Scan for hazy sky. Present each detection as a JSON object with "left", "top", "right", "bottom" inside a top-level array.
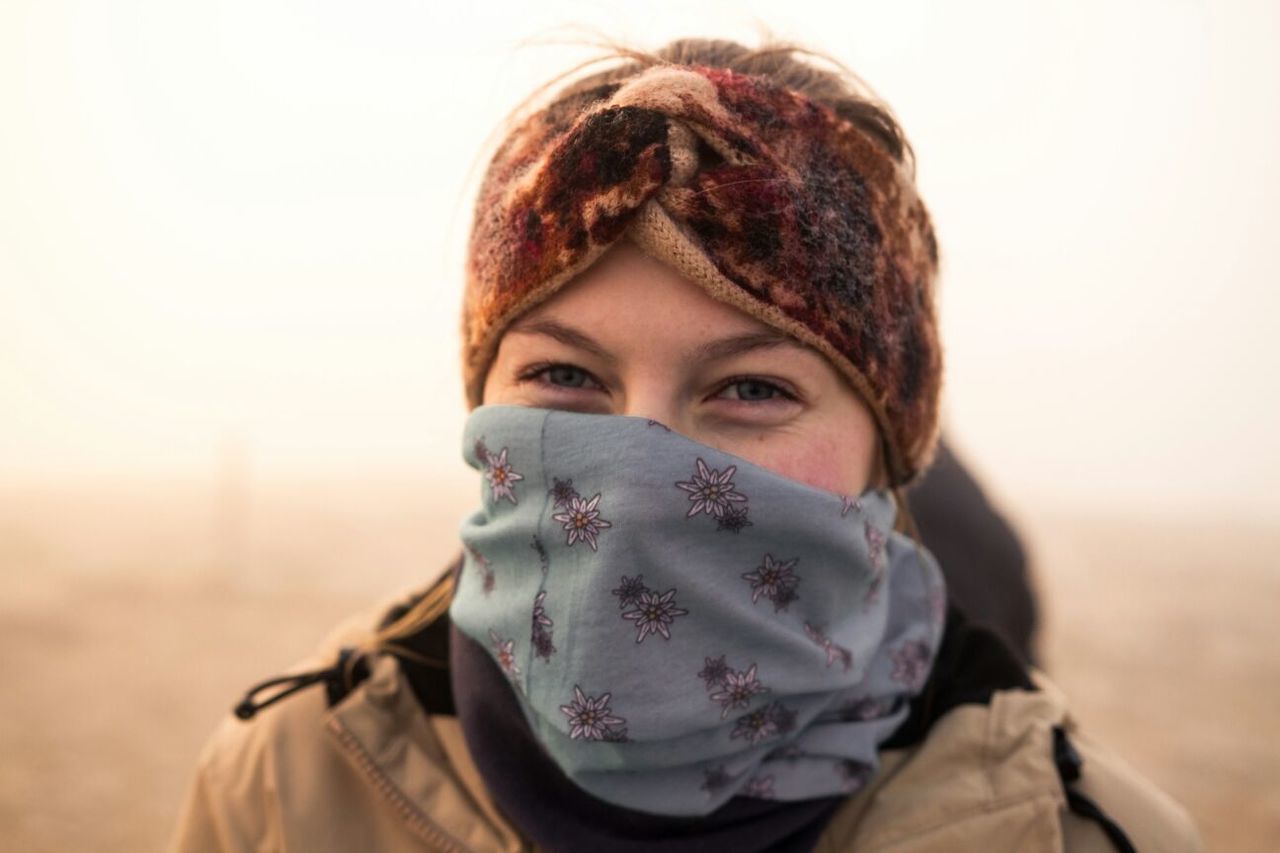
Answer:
[{"left": 2, "top": 0, "right": 1277, "bottom": 522}]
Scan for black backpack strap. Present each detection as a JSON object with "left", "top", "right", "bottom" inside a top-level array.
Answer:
[{"left": 1053, "top": 726, "right": 1137, "bottom": 853}]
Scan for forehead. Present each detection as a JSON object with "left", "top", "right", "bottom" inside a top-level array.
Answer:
[{"left": 515, "top": 239, "right": 791, "bottom": 344}]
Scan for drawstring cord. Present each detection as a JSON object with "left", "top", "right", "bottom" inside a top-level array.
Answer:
[
  {"left": 234, "top": 647, "right": 368, "bottom": 720},
  {"left": 1054, "top": 726, "right": 1137, "bottom": 853}
]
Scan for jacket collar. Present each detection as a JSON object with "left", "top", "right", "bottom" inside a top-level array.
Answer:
[
  {"left": 320, "top": 634, "right": 1080, "bottom": 853},
  {"left": 325, "top": 653, "right": 528, "bottom": 852},
  {"left": 316, "top": 598, "right": 1070, "bottom": 852}
]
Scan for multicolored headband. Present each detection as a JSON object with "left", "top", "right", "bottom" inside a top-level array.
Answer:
[{"left": 462, "top": 63, "right": 942, "bottom": 486}]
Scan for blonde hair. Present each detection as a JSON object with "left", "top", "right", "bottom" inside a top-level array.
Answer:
[{"left": 365, "top": 33, "right": 922, "bottom": 657}]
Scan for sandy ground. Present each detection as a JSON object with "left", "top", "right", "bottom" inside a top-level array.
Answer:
[
  {"left": 1, "top": 481, "right": 1277, "bottom": 851},
  {"left": 1026, "top": 512, "right": 1280, "bottom": 851}
]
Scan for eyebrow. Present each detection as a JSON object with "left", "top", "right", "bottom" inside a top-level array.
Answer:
[
  {"left": 694, "top": 330, "right": 800, "bottom": 362},
  {"left": 506, "top": 318, "right": 803, "bottom": 363},
  {"left": 507, "top": 318, "right": 618, "bottom": 364}
]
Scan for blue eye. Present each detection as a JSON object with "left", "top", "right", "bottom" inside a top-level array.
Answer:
[
  {"left": 710, "top": 374, "right": 801, "bottom": 408},
  {"left": 545, "top": 365, "right": 590, "bottom": 388},
  {"left": 732, "top": 379, "right": 779, "bottom": 401}
]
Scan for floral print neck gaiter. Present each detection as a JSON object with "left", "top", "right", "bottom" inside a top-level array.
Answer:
[{"left": 449, "top": 405, "right": 946, "bottom": 817}]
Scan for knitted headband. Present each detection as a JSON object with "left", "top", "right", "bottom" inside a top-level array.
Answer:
[{"left": 462, "top": 63, "right": 941, "bottom": 486}]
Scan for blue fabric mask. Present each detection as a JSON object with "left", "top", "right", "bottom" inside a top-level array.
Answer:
[{"left": 449, "top": 405, "right": 946, "bottom": 817}]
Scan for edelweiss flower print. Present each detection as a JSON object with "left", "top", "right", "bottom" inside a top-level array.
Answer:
[
  {"left": 531, "top": 590, "right": 556, "bottom": 661},
  {"left": 676, "top": 457, "right": 750, "bottom": 523},
  {"left": 865, "top": 521, "right": 887, "bottom": 573},
  {"left": 468, "top": 547, "right": 495, "bottom": 595},
  {"left": 716, "top": 506, "right": 753, "bottom": 533},
  {"left": 837, "top": 760, "right": 873, "bottom": 794},
  {"left": 803, "top": 622, "right": 854, "bottom": 672},
  {"left": 731, "top": 703, "right": 796, "bottom": 746},
  {"left": 890, "top": 639, "right": 932, "bottom": 689},
  {"left": 450, "top": 405, "right": 947, "bottom": 817},
  {"left": 559, "top": 686, "right": 628, "bottom": 742},
  {"left": 742, "top": 554, "right": 801, "bottom": 612},
  {"left": 489, "top": 629, "right": 522, "bottom": 686},
  {"left": 481, "top": 444, "right": 523, "bottom": 504},
  {"left": 709, "top": 663, "right": 769, "bottom": 718},
  {"left": 701, "top": 765, "right": 732, "bottom": 796},
  {"left": 841, "top": 695, "right": 894, "bottom": 722},
  {"left": 697, "top": 655, "right": 731, "bottom": 689},
  {"left": 741, "top": 775, "right": 776, "bottom": 799},
  {"left": 611, "top": 575, "right": 647, "bottom": 610},
  {"left": 548, "top": 477, "right": 578, "bottom": 508},
  {"left": 551, "top": 493, "right": 612, "bottom": 551},
  {"left": 611, "top": 574, "right": 689, "bottom": 642},
  {"left": 621, "top": 587, "right": 689, "bottom": 643}
]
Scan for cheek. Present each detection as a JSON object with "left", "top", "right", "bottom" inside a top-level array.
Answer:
[{"left": 748, "top": 433, "right": 870, "bottom": 496}]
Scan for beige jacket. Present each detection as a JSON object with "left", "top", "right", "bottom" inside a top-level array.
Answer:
[{"left": 170, "top": 604, "right": 1203, "bottom": 853}]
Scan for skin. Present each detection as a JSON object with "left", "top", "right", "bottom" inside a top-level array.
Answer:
[{"left": 481, "top": 238, "right": 884, "bottom": 496}]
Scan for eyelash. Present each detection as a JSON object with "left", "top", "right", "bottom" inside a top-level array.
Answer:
[
  {"left": 712, "top": 375, "right": 798, "bottom": 404},
  {"left": 517, "top": 362, "right": 601, "bottom": 390},
  {"left": 517, "top": 363, "right": 798, "bottom": 404}
]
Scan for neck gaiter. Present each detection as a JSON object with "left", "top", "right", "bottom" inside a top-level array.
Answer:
[{"left": 449, "top": 405, "right": 946, "bottom": 817}]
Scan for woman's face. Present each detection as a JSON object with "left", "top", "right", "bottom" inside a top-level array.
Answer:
[{"left": 482, "top": 239, "right": 882, "bottom": 495}]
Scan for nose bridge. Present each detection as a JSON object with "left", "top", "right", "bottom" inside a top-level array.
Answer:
[{"left": 618, "top": 366, "right": 685, "bottom": 431}]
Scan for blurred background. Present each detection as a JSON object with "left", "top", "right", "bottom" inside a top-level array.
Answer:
[{"left": 1, "top": 0, "right": 1277, "bottom": 849}]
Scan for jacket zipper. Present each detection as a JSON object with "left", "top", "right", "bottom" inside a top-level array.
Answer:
[{"left": 326, "top": 716, "right": 477, "bottom": 853}]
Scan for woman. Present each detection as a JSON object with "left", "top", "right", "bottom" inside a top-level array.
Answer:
[{"left": 171, "top": 38, "right": 1201, "bottom": 852}]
